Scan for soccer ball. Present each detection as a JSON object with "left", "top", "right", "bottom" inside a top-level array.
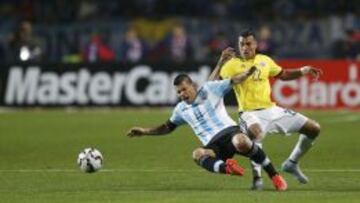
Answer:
[{"left": 77, "top": 148, "right": 103, "bottom": 173}]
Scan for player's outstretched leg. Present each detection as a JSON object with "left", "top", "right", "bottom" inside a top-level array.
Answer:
[
  {"left": 232, "top": 133, "right": 287, "bottom": 191},
  {"left": 282, "top": 120, "right": 321, "bottom": 184},
  {"left": 193, "top": 148, "right": 244, "bottom": 176}
]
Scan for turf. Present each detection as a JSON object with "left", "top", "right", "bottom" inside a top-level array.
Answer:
[{"left": 0, "top": 108, "right": 360, "bottom": 203}]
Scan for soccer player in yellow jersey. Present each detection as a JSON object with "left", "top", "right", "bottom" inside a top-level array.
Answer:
[{"left": 209, "top": 30, "right": 322, "bottom": 190}]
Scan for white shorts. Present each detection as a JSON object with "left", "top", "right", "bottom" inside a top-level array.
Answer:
[{"left": 238, "top": 106, "right": 308, "bottom": 136}]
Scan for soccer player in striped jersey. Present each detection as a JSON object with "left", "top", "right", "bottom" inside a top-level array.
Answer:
[
  {"left": 210, "top": 30, "right": 322, "bottom": 190},
  {"left": 127, "top": 68, "right": 287, "bottom": 191}
]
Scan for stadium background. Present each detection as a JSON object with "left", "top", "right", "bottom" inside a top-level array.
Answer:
[{"left": 0, "top": 1, "right": 359, "bottom": 203}]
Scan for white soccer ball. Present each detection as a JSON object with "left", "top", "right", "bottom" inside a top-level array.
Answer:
[{"left": 77, "top": 148, "right": 103, "bottom": 173}]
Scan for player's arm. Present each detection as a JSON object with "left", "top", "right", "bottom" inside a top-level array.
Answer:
[
  {"left": 207, "top": 66, "right": 256, "bottom": 97},
  {"left": 230, "top": 66, "right": 257, "bottom": 85},
  {"left": 276, "top": 66, "right": 323, "bottom": 81},
  {"left": 127, "top": 120, "right": 177, "bottom": 137},
  {"left": 208, "top": 47, "right": 236, "bottom": 81}
]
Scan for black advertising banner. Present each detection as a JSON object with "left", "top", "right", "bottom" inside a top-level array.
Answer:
[
  {"left": 2, "top": 61, "right": 358, "bottom": 108},
  {"left": 0, "top": 63, "right": 214, "bottom": 106}
]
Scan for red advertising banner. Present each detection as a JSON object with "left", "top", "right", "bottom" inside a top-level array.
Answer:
[{"left": 273, "top": 60, "right": 360, "bottom": 109}]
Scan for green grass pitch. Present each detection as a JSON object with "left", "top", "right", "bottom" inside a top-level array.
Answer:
[{"left": 0, "top": 108, "right": 360, "bottom": 203}]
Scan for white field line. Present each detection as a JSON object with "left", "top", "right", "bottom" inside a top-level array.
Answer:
[{"left": 0, "top": 168, "right": 360, "bottom": 173}]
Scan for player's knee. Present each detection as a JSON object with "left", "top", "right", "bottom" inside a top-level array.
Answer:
[
  {"left": 311, "top": 121, "right": 321, "bottom": 137},
  {"left": 192, "top": 148, "right": 204, "bottom": 162},
  {"left": 232, "top": 134, "right": 252, "bottom": 153},
  {"left": 192, "top": 148, "right": 215, "bottom": 163},
  {"left": 301, "top": 120, "right": 321, "bottom": 139},
  {"left": 248, "top": 124, "right": 264, "bottom": 141}
]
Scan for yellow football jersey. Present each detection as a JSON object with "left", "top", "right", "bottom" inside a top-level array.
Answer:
[{"left": 220, "top": 54, "right": 282, "bottom": 111}]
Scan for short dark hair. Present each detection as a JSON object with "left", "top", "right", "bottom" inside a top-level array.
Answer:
[
  {"left": 240, "top": 29, "right": 256, "bottom": 39},
  {"left": 173, "top": 74, "right": 193, "bottom": 86}
]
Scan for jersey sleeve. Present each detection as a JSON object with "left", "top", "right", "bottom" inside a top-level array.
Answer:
[
  {"left": 267, "top": 56, "right": 282, "bottom": 77},
  {"left": 206, "top": 80, "right": 232, "bottom": 97},
  {"left": 169, "top": 106, "right": 186, "bottom": 126}
]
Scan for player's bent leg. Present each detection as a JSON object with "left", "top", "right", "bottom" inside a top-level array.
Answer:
[
  {"left": 299, "top": 119, "right": 321, "bottom": 139},
  {"left": 192, "top": 148, "right": 244, "bottom": 176},
  {"left": 232, "top": 133, "right": 287, "bottom": 191},
  {"left": 192, "top": 148, "right": 216, "bottom": 162},
  {"left": 282, "top": 119, "right": 321, "bottom": 184},
  {"left": 193, "top": 148, "right": 220, "bottom": 173},
  {"left": 248, "top": 123, "right": 265, "bottom": 141},
  {"left": 231, "top": 133, "right": 253, "bottom": 154}
]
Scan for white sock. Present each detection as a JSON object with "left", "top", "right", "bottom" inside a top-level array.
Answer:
[
  {"left": 213, "top": 160, "right": 224, "bottom": 173},
  {"left": 251, "top": 142, "right": 263, "bottom": 177},
  {"left": 288, "top": 134, "right": 315, "bottom": 163}
]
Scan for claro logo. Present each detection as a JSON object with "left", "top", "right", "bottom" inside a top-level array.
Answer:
[
  {"left": 5, "top": 65, "right": 210, "bottom": 105},
  {"left": 273, "top": 64, "right": 360, "bottom": 107}
]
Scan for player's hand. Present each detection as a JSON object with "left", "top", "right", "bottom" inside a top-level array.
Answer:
[
  {"left": 301, "top": 66, "right": 323, "bottom": 81},
  {"left": 220, "top": 47, "right": 236, "bottom": 62},
  {"left": 127, "top": 127, "right": 147, "bottom": 137}
]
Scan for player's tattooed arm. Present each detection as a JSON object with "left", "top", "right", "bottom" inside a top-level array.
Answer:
[
  {"left": 276, "top": 66, "right": 323, "bottom": 81},
  {"left": 127, "top": 120, "right": 177, "bottom": 137},
  {"left": 208, "top": 47, "right": 236, "bottom": 81},
  {"left": 231, "top": 66, "right": 257, "bottom": 84}
]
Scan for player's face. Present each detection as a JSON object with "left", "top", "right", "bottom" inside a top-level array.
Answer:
[
  {"left": 239, "top": 36, "right": 257, "bottom": 59},
  {"left": 175, "top": 81, "right": 197, "bottom": 104}
]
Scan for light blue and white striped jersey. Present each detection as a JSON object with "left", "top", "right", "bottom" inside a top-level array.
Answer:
[{"left": 169, "top": 79, "right": 237, "bottom": 145}]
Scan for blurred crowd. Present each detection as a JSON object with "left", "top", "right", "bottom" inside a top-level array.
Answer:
[
  {"left": 0, "top": 0, "right": 359, "bottom": 63},
  {"left": 1, "top": 0, "right": 358, "bottom": 23}
]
